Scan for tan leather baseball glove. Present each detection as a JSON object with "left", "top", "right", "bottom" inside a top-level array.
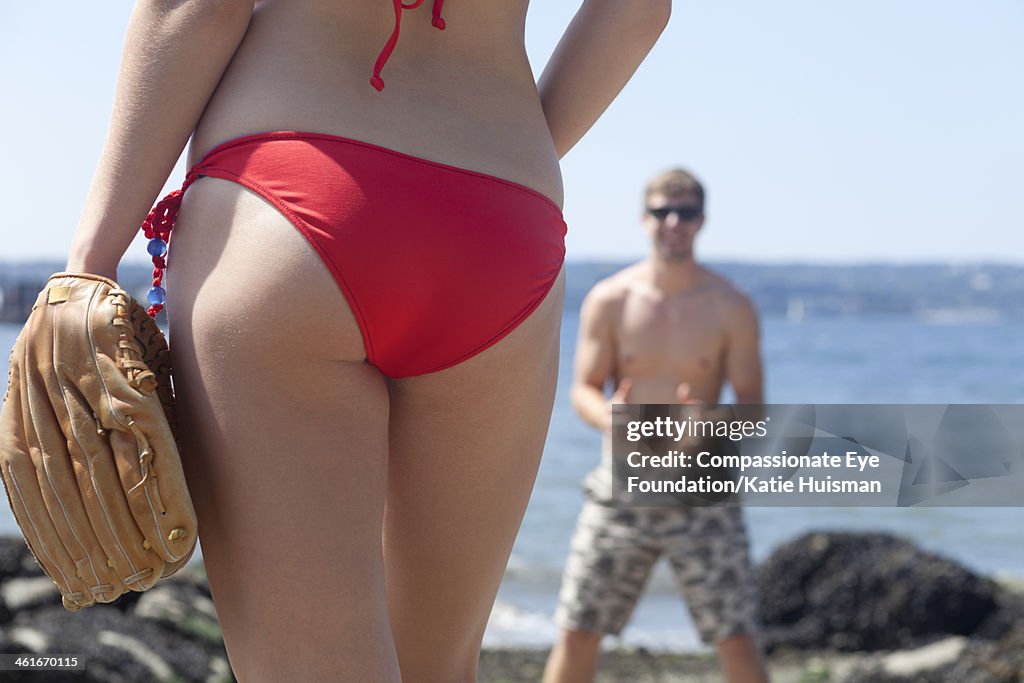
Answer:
[{"left": 0, "top": 273, "right": 197, "bottom": 611}]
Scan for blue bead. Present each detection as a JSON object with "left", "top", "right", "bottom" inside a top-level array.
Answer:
[
  {"left": 147, "top": 238, "right": 168, "bottom": 257},
  {"left": 147, "top": 286, "right": 166, "bottom": 306}
]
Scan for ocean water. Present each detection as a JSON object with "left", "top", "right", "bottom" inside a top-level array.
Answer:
[{"left": 2, "top": 264, "right": 1024, "bottom": 652}]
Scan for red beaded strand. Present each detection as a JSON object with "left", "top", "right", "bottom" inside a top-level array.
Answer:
[{"left": 141, "top": 172, "right": 197, "bottom": 318}]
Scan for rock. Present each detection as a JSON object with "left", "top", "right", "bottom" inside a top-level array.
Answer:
[
  {"left": 845, "top": 627, "right": 1024, "bottom": 683},
  {"left": 943, "top": 624, "right": 1024, "bottom": 683},
  {"left": 0, "top": 625, "right": 93, "bottom": 683},
  {"left": 844, "top": 660, "right": 947, "bottom": 683},
  {"left": 6, "top": 624, "right": 52, "bottom": 653},
  {"left": 759, "top": 532, "right": 1001, "bottom": 652},
  {"left": 0, "top": 537, "right": 42, "bottom": 582},
  {"left": 844, "top": 637, "right": 966, "bottom": 682},
  {"left": 96, "top": 629, "right": 176, "bottom": 681},
  {"left": 0, "top": 539, "right": 58, "bottom": 623},
  {"left": 133, "top": 569, "right": 222, "bottom": 644},
  {"left": 974, "top": 589, "right": 1024, "bottom": 641},
  {"left": 0, "top": 534, "right": 231, "bottom": 680},
  {"left": 880, "top": 637, "right": 966, "bottom": 677},
  {"left": 2, "top": 577, "right": 60, "bottom": 612},
  {"left": 10, "top": 604, "right": 231, "bottom": 683}
]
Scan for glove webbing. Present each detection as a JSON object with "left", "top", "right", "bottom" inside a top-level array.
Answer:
[{"left": 109, "top": 289, "right": 159, "bottom": 394}]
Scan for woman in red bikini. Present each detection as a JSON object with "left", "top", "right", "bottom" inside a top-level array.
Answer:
[{"left": 64, "top": 1, "right": 670, "bottom": 679}]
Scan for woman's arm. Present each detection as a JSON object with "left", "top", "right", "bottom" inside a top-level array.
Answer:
[
  {"left": 65, "top": 0, "right": 255, "bottom": 280},
  {"left": 537, "top": 0, "right": 671, "bottom": 159}
]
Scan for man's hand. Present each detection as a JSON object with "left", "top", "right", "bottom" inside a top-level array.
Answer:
[
  {"left": 676, "top": 382, "right": 701, "bottom": 405},
  {"left": 677, "top": 382, "right": 733, "bottom": 424},
  {"left": 604, "top": 377, "right": 633, "bottom": 434}
]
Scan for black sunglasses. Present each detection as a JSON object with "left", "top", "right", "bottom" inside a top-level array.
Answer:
[{"left": 646, "top": 205, "right": 703, "bottom": 221}]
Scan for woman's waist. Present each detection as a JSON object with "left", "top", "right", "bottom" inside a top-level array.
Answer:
[
  {"left": 191, "top": 118, "right": 563, "bottom": 211},
  {"left": 185, "top": 130, "right": 568, "bottom": 227},
  {"left": 192, "top": 72, "right": 562, "bottom": 207}
]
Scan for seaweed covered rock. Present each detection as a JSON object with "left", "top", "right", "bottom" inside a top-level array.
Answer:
[
  {"left": 942, "top": 623, "right": 1024, "bottom": 683},
  {"left": 758, "top": 531, "right": 1001, "bottom": 652},
  {"left": 7, "top": 603, "right": 230, "bottom": 683},
  {"left": 0, "top": 535, "right": 232, "bottom": 682},
  {"left": 0, "top": 537, "right": 42, "bottom": 581},
  {"left": 133, "top": 565, "right": 223, "bottom": 646}
]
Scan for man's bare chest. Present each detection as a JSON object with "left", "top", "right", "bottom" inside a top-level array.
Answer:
[{"left": 616, "top": 295, "right": 727, "bottom": 377}]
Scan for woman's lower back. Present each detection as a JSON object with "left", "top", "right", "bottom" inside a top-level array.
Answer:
[{"left": 190, "top": 0, "right": 564, "bottom": 207}]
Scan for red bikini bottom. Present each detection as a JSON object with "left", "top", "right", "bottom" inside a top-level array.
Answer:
[{"left": 146, "top": 131, "right": 566, "bottom": 378}]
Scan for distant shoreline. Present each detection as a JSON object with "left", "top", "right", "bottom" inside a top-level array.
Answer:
[{"left": 3, "top": 261, "right": 1024, "bottom": 324}]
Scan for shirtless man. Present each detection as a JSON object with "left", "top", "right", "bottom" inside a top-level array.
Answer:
[{"left": 543, "top": 168, "right": 769, "bottom": 683}]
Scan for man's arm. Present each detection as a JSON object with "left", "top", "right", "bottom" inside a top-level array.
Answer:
[
  {"left": 725, "top": 295, "right": 764, "bottom": 405},
  {"left": 570, "top": 284, "right": 620, "bottom": 432},
  {"left": 537, "top": 0, "right": 672, "bottom": 158}
]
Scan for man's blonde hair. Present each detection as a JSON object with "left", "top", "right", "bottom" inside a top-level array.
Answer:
[{"left": 644, "top": 168, "right": 705, "bottom": 208}]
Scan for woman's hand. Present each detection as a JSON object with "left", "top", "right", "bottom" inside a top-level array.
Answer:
[{"left": 63, "top": 255, "right": 119, "bottom": 283}]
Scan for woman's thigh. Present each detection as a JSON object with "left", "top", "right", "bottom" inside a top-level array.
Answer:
[
  {"left": 383, "top": 267, "right": 566, "bottom": 681},
  {"left": 165, "top": 178, "right": 400, "bottom": 682}
]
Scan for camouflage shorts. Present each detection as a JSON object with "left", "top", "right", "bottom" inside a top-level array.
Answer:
[{"left": 554, "top": 500, "right": 760, "bottom": 643}]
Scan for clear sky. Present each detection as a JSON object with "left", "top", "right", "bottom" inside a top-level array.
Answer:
[{"left": 2, "top": 1, "right": 1021, "bottom": 264}]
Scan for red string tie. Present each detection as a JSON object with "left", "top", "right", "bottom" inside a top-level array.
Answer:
[{"left": 371, "top": 0, "right": 447, "bottom": 91}]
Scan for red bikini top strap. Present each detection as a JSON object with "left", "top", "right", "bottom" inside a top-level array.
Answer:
[
  {"left": 371, "top": 0, "right": 447, "bottom": 92},
  {"left": 432, "top": 0, "right": 446, "bottom": 29}
]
